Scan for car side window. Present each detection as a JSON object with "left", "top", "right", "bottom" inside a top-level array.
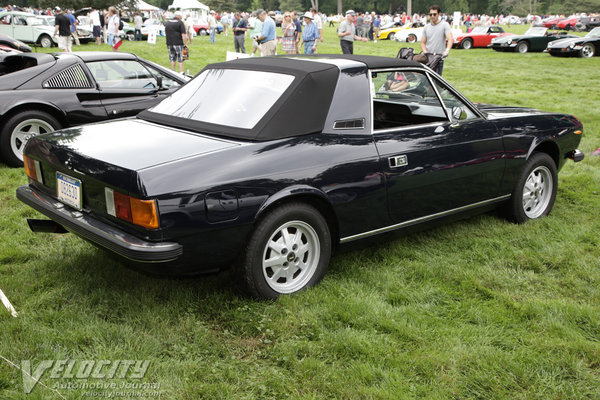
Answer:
[
  {"left": 0, "top": 15, "right": 11, "bottom": 25},
  {"left": 14, "top": 16, "right": 27, "bottom": 25},
  {"left": 371, "top": 70, "right": 447, "bottom": 130},
  {"left": 86, "top": 60, "right": 158, "bottom": 90},
  {"left": 431, "top": 78, "right": 478, "bottom": 121}
]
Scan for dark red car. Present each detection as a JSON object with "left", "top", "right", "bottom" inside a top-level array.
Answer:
[
  {"left": 542, "top": 17, "right": 565, "bottom": 29},
  {"left": 556, "top": 16, "right": 582, "bottom": 30},
  {"left": 453, "top": 26, "right": 514, "bottom": 49}
]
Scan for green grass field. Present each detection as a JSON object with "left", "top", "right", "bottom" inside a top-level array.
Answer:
[{"left": 1, "top": 24, "right": 599, "bottom": 399}]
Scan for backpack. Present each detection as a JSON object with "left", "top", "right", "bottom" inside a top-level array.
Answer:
[
  {"left": 396, "top": 47, "right": 414, "bottom": 60},
  {"left": 118, "top": 18, "right": 124, "bottom": 30}
]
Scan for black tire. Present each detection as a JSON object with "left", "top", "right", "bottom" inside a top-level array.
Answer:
[
  {"left": 516, "top": 41, "right": 529, "bottom": 53},
  {"left": 0, "top": 110, "right": 61, "bottom": 167},
  {"left": 39, "top": 34, "right": 53, "bottom": 48},
  {"left": 504, "top": 153, "right": 558, "bottom": 223},
  {"left": 126, "top": 33, "right": 135, "bottom": 41},
  {"left": 565, "top": 24, "right": 571, "bottom": 31},
  {"left": 461, "top": 38, "right": 473, "bottom": 49},
  {"left": 550, "top": 24, "right": 557, "bottom": 29},
  {"left": 407, "top": 34, "right": 417, "bottom": 43},
  {"left": 388, "top": 32, "right": 395, "bottom": 41},
  {"left": 580, "top": 43, "right": 595, "bottom": 58},
  {"left": 240, "top": 202, "right": 332, "bottom": 299}
]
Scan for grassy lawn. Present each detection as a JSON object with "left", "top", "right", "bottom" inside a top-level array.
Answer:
[{"left": 1, "top": 24, "right": 599, "bottom": 399}]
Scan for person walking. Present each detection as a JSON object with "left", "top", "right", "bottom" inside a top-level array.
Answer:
[
  {"left": 53, "top": 7, "right": 72, "bottom": 52},
  {"left": 66, "top": 9, "right": 80, "bottom": 46},
  {"left": 208, "top": 10, "right": 217, "bottom": 43},
  {"left": 337, "top": 10, "right": 367, "bottom": 54},
  {"left": 421, "top": 5, "right": 453, "bottom": 75},
  {"left": 89, "top": 7, "right": 102, "bottom": 45},
  {"left": 254, "top": 9, "right": 276, "bottom": 56},
  {"left": 292, "top": 11, "right": 302, "bottom": 54},
  {"left": 185, "top": 13, "right": 195, "bottom": 45},
  {"left": 300, "top": 12, "right": 319, "bottom": 54},
  {"left": 165, "top": 11, "right": 187, "bottom": 74},
  {"left": 232, "top": 12, "right": 247, "bottom": 53},
  {"left": 310, "top": 8, "right": 323, "bottom": 47},
  {"left": 134, "top": 12, "right": 143, "bottom": 41},
  {"left": 280, "top": 12, "right": 296, "bottom": 54},
  {"left": 106, "top": 7, "right": 119, "bottom": 51}
]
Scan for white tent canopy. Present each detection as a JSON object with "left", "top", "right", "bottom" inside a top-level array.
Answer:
[
  {"left": 168, "top": 0, "right": 209, "bottom": 11},
  {"left": 137, "top": 0, "right": 160, "bottom": 11}
]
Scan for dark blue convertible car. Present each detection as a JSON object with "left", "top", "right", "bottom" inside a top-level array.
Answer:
[{"left": 17, "top": 55, "right": 584, "bottom": 298}]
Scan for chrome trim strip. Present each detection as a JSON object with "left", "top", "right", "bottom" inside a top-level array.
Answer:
[{"left": 339, "top": 194, "right": 511, "bottom": 243}]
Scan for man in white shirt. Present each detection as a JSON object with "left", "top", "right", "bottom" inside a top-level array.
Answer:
[
  {"left": 89, "top": 7, "right": 101, "bottom": 45},
  {"left": 310, "top": 8, "right": 323, "bottom": 46}
]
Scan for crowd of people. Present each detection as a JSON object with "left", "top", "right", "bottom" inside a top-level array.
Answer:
[{"left": 3, "top": 3, "right": 598, "bottom": 78}]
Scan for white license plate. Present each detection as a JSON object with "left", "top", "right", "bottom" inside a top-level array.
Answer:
[{"left": 57, "top": 172, "right": 82, "bottom": 210}]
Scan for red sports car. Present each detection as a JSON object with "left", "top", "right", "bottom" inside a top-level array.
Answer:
[
  {"left": 556, "top": 16, "right": 582, "bottom": 30},
  {"left": 542, "top": 17, "right": 565, "bottom": 28},
  {"left": 453, "top": 26, "right": 514, "bottom": 49}
]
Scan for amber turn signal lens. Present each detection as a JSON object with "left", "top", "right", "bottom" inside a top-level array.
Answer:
[
  {"left": 130, "top": 198, "right": 159, "bottom": 229},
  {"left": 23, "top": 154, "right": 42, "bottom": 183},
  {"left": 574, "top": 130, "right": 582, "bottom": 135},
  {"left": 23, "top": 154, "right": 36, "bottom": 180}
]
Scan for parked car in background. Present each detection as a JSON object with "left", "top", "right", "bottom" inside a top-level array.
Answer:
[
  {"left": 556, "top": 16, "right": 583, "bottom": 30},
  {"left": 36, "top": 15, "right": 94, "bottom": 44},
  {"left": 574, "top": 16, "right": 600, "bottom": 32},
  {"left": 394, "top": 25, "right": 461, "bottom": 43},
  {"left": 453, "top": 25, "right": 514, "bottom": 49},
  {"left": 547, "top": 27, "right": 600, "bottom": 57},
  {"left": 17, "top": 55, "right": 584, "bottom": 299},
  {"left": 490, "top": 27, "right": 577, "bottom": 53},
  {"left": 540, "top": 16, "right": 565, "bottom": 28},
  {"left": 0, "top": 33, "right": 31, "bottom": 52},
  {"left": 192, "top": 18, "right": 224, "bottom": 36},
  {"left": 377, "top": 21, "right": 423, "bottom": 41},
  {"left": 0, "top": 11, "right": 57, "bottom": 48},
  {"left": 0, "top": 51, "right": 188, "bottom": 167},
  {"left": 123, "top": 18, "right": 165, "bottom": 40}
]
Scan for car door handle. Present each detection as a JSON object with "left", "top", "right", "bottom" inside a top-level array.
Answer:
[{"left": 388, "top": 155, "right": 408, "bottom": 168}]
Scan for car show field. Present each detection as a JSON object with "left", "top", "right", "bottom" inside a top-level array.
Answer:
[{"left": 0, "top": 23, "right": 599, "bottom": 398}]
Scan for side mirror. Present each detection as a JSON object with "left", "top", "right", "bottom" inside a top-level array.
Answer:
[
  {"left": 155, "top": 75, "right": 163, "bottom": 89},
  {"left": 452, "top": 106, "right": 467, "bottom": 121}
]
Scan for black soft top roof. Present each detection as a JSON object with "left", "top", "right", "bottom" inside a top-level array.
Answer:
[{"left": 139, "top": 55, "right": 423, "bottom": 142}]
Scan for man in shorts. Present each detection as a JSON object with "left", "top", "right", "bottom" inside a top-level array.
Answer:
[
  {"left": 53, "top": 7, "right": 72, "bottom": 52},
  {"left": 165, "top": 11, "right": 187, "bottom": 74}
]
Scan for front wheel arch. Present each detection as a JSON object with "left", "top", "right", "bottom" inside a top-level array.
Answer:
[{"left": 529, "top": 141, "right": 560, "bottom": 170}]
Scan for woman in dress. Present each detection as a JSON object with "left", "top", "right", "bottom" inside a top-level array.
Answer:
[{"left": 281, "top": 13, "right": 296, "bottom": 54}]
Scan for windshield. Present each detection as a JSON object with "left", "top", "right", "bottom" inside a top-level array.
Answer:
[
  {"left": 525, "top": 27, "right": 547, "bottom": 36},
  {"left": 471, "top": 26, "right": 487, "bottom": 34},
  {"left": 149, "top": 68, "right": 295, "bottom": 129},
  {"left": 587, "top": 27, "right": 600, "bottom": 37}
]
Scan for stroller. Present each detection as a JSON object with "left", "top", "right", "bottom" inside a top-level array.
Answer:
[{"left": 396, "top": 47, "right": 444, "bottom": 72}]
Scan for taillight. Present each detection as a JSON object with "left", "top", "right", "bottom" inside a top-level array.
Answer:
[
  {"left": 23, "top": 154, "right": 43, "bottom": 184},
  {"left": 105, "top": 188, "right": 159, "bottom": 229}
]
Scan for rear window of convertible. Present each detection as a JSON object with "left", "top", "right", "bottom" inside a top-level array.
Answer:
[{"left": 149, "top": 68, "right": 295, "bottom": 129}]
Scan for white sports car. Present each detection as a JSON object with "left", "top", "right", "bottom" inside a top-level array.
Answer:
[{"left": 393, "top": 26, "right": 462, "bottom": 43}]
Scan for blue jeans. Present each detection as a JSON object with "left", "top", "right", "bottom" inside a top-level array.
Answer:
[
  {"left": 108, "top": 33, "right": 115, "bottom": 46},
  {"left": 210, "top": 28, "right": 216, "bottom": 43},
  {"left": 304, "top": 40, "right": 315, "bottom": 54}
]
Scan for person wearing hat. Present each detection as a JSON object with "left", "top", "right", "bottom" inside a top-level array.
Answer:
[
  {"left": 337, "top": 10, "right": 367, "bottom": 54},
  {"left": 300, "top": 11, "right": 319, "bottom": 54},
  {"left": 53, "top": 7, "right": 72, "bottom": 52},
  {"left": 165, "top": 11, "right": 188, "bottom": 74},
  {"left": 208, "top": 10, "right": 217, "bottom": 43},
  {"left": 254, "top": 9, "right": 276, "bottom": 56}
]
